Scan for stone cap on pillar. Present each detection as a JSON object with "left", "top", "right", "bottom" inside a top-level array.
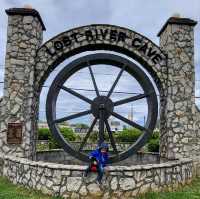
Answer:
[
  {"left": 5, "top": 8, "right": 46, "bottom": 31},
  {"left": 157, "top": 17, "right": 197, "bottom": 36}
]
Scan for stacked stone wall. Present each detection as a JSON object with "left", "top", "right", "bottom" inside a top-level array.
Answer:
[
  {"left": 0, "top": 9, "right": 44, "bottom": 159},
  {"left": 159, "top": 18, "right": 198, "bottom": 159},
  {"left": 36, "top": 150, "right": 161, "bottom": 166},
  {"left": 195, "top": 106, "right": 200, "bottom": 156},
  {"left": 0, "top": 154, "right": 194, "bottom": 198}
]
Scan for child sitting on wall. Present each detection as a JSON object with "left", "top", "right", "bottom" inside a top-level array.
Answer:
[{"left": 84, "top": 142, "right": 109, "bottom": 184}]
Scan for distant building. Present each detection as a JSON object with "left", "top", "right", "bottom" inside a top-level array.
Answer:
[
  {"left": 69, "top": 124, "right": 76, "bottom": 132},
  {"left": 69, "top": 124, "right": 89, "bottom": 133},
  {"left": 109, "top": 120, "right": 123, "bottom": 132},
  {"left": 93, "top": 116, "right": 123, "bottom": 132},
  {"left": 38, "top": 121, "right": 49, "bottom": 128},
  {"left": 74, "top": 127, "right": 89, "bottom": 133},
  {"left": 38, "top": 121, "right": 70, "bottom": 129}
]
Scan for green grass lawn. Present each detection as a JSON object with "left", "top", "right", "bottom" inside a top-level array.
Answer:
[
  {"left": 1, "top": 176, "right": 200, "bottom": 199},
  {"left": 140, "top": 178, "right": 200, "bottom": 199},
  {"left": 0, "top": 177, "right": 63, "bottom": 199}
]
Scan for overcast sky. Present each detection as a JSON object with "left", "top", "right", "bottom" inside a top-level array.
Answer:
[{"left": 0, "top": 0, "right": 199, "bottom": 126}]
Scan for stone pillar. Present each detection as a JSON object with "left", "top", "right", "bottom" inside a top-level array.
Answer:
[
  {"left": 0, "top": 8, "right": 45, "bottom": 159},
  {"left": 158, "top": 17, "right": 198, "bottom": 159}
]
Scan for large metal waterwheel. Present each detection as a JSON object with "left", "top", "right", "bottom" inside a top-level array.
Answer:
[{"left": 46, "top": 53, "right": 158, "bottom": 163}]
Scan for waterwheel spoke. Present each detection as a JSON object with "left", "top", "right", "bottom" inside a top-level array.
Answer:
[
  {"left": 79, "top": 118, "right": 97, "bottom": 151},
  {"left": 54, "top": 110, "right": 91, "bottom": 123},
  {"left": 58, "top": 85, "right": 93, "bottom": 104},
  {"left": 107, "top": 65, "right": 126, "bottom": 98},
  {"left": 114, "top": 93, "right": 148, "bottom": 106},
  {"left": 88, "top": 65, "right": 100, "bottom": 97},
  {"left": 105, "top": 120, "right": 118, "bottom": 154},
  {"left": 109, "top": 110, "right": 148, "bottom": 132},
  {"left": 98, "top": 108, "right": 105, "bottom": 146}
]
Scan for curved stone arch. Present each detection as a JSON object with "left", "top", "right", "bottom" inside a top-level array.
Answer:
[{"left": 35, "top": 24, "right": 167, "bottom": 94}]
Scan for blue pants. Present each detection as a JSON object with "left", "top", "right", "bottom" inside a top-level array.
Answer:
[{"left": 85, "top": 163, "right": 104, "bottom": 182}]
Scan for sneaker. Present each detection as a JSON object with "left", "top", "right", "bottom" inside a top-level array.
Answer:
[
  {"left": 96, "top": 180, "right": 101, "bottom": 185},
  {"left": 82, "top": 171, "right": 87, "bottom": 178}
]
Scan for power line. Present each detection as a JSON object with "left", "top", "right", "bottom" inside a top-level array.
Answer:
[
  {"left": 0, "top": 82, "right": 154, "bottom": 95},
  {"left": 41, "top": 86, "right": 200, "bottom": 98},
  {"left": 0, "top": 82, "right": 200, "bottom": 98},
  {"left": 0, "top": 67, "right": 200, "bottom": 83},
  {"left": 0, "top": 64, "right": 200, "bottom": 79},
  {"left": 42, "top": 85, "right": 145, "bottom": 95},
  {"left": 2, "top": 83, "right": 200, "bottom": 98},
  {"left": 0, "top": 66, "right": 200, "bottom": 80}
]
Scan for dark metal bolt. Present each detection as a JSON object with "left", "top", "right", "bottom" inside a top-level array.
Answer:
[{"left": 99, "top": 103, "right": 105, "bottom": 109}]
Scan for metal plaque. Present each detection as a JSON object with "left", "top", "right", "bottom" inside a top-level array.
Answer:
[{"left": 7, "top": 122, "right": 22, "bottom": 144}]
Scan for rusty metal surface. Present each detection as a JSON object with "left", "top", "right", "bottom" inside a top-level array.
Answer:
[{"left": 7, "top": 123, "right": 22, "bottom": 144}]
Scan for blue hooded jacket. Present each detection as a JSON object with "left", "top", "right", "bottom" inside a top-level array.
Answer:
[{"left": 89, "top": 143, "right": 109, "bottom": 167}]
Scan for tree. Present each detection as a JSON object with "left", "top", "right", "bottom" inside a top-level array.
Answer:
[
  {"left": 38, "top": 127, "right": 78, "bottom": 149},
  {"left": 115, "top": 128, "right": 142, "bottom": 142},
  {"left": 38, "top": 128, "right": 50, "bottom": 140},
  {"left": 75, "top": 123, "right": 89, "bottom": 128}
]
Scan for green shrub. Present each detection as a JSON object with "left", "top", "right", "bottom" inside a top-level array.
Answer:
[
  {"left": 89, "top": 131, "right": 110, "bottom": 142},
  {"left": 148, "top": 138, "right": 159, "bottom": 152},
  {"left": 75, "top": 134, "right": 82, "bottom": 141},
  {"left": 89, "top": 131, "right": 98, "bottom": 142},
  {"left": 76, "top": 123, "right": 89, "bottom": 128},
  {"left": 147, "top": 130, "right": 160, "bottom": 152},
  {"left": 38, "top": 127, "right": 77, "bottom": 149},
  {"left": 60, "top": 127, "right": 76, "bottom": 141},
  {"left": 150, "top": 130, "right": 160, "bottom": 139},
  {"left": 49, "top": 127, "right": 77, "bottom": 149},
  {"left": 115, "top": 128, "right": 142, "bottom": 142},
  {"left": 48, "top": 136, "right": 59, "bottom": 149},
  {"left": 37, "top": 143, "right": 49, "bottom": 151},
  {"left": 38, "top": 128, "right": 50, "bottom": 140}
]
